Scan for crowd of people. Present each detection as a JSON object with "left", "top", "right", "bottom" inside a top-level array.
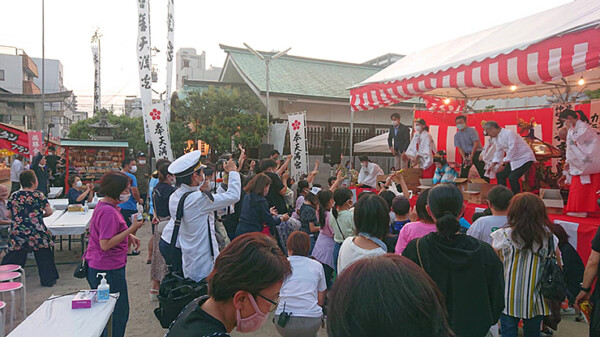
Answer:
[{"left": 1, "top": 108, "right": 599, "bottom": 337}]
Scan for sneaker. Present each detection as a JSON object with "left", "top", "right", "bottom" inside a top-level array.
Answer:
[
  {"left": 561, "top": 307, "right": 577, "bottom": 315},
  {"left": 541, "top": 328, "right": 554, "bottom": 336}
]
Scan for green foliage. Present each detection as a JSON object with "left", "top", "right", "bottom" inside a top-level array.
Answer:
[
  {"left": 585, "top": 89, "right": 600, "bottom": 100},
  {"left": 171, "top": 86, "right": 268, "bottom": 157},
  {"left": 68, "top": 111, "right": 147, "bottom": 155}
]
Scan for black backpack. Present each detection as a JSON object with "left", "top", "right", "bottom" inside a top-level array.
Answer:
[
  {"left": 154, "top": 191, "right": 214, "bottom": 329},
  {"left": 539, "top": 235, "right": 567, "bottom": 302}
]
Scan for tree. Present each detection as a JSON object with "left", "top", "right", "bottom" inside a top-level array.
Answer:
[
  {"left": 170, "top": 86, "right": 268, "bottom": 157},
  {"left": 68, "top": 111, "right": 147, "bottom": 155}
]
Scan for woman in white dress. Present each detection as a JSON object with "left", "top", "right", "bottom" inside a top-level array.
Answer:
[{"left": 405, "top": 119, "right": 437, "bottom": 178}]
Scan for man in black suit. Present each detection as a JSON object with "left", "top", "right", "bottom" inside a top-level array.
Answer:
[{"left": 388, "top": 112, "right": 411, "bottom": 170}]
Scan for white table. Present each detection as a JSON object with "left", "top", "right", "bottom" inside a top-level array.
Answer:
[
  {"left": 48, "top": 187, "right": 64, "bottom": 199},
  {"left": 48, "top": 199, "right": 69, "bottom": 210},
  {"left": 43, "top": 210, "right": 65, "bottom": 227},
  {"left": 8, "top": 293, "right": 118, "bottom": 337},
  {"left": 47, "top": 210, "right": 93, "bottom": 254}
]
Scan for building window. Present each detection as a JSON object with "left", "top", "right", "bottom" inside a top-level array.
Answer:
[
  {"left": 183, "top": 60, "right": 190, "bottom": 68},
  {"left": 0, "top": 69, "right": 4, "bottom": 81}
]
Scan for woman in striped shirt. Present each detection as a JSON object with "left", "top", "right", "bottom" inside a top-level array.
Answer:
[{"left": 491, "top": 193, "right": 562, "bottom": 337}]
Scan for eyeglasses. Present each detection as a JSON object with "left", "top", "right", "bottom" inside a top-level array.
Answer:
[{"left": 255, "top": 293, "right": 280, "bottom": 312}]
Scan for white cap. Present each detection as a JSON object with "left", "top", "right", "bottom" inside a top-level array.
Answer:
[{"left": 168, "top": 150, "right": 207, "bottom": 177}]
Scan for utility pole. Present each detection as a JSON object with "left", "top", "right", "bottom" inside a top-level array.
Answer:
[
  {"left": 243, "top": 43, "right": 291, "bottom": 144},
  {"left": 41, "top": 0, "right": 45, "bottom": 137}
]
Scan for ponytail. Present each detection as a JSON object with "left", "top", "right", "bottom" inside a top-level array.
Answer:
[
  {"left": 332, "top": 188, "right": 353, "bottom": 219},
  {"left": 427, "top": 184, "right": 464, "bottom": 240},
  {"left": 317, "top": 190, "right": 333, "bottom": 228},
  {"left": 576, "top": 110, "right": 590, "bottom": 123},
  {"left": 560, "top": 109, "right": 590, "bottom": 123},
  {"left": 435, "top": 212, "right": 461, "bottom": 239}
]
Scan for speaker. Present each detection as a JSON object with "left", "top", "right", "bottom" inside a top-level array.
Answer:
[
  {"left": 258, "top": 143, "right": 274, "bottom": 159},
  {"left": 324, "top": 140, "right": 342, "bottom": 165}
]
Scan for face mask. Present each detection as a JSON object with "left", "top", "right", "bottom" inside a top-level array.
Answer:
[
  {"left": 139, "top": 160, "right": 146, "bottom": 165},
  {"left": 169, "top": 176, "right": 176, "bottom": 186},
  {"left": 75, "top": 181, "right": 83, "bottom": 188},
  {"left": 236, "top": 295, "right": 269, "bottom": 333},
  {"left": 119, "top": 193, "right": 131, "bottom": 202},
  {"left": 414, "top": 125, "right": 422, "bottom": 132},
  {"left": 130, "top": 165, "right": 138, "bottom": 173},
  {"left": 362, "top": 162, "right": 368, "bottom": 168},
  {"left": 457, "top": 123, "right": 466, "bottom": 130},
  {"left": 392, "top": 121, "right": 399, "bottom": 126}
]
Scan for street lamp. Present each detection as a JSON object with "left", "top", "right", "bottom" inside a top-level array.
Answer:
[{"left": 243, "top": 43, "right": 291, "bottom": 144}]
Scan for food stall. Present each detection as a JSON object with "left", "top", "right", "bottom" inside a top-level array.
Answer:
[{"left": 60, "top": 139, "right": 129, "bottom": 191}]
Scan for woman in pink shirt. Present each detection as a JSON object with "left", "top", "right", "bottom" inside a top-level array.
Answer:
[
  {"left": 395, "top": 189, "right": 437, "bottom": 255},
  {"left": 86, "top": 172, "right": 144, "bottom": 337}
]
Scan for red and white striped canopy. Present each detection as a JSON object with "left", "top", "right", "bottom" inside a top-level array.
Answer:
[{"left": 350, "top": 0, "right": 600, "bottom": 112}]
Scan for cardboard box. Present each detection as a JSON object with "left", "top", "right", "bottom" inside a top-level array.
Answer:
[
  {"left": 461, "top": 178, "right": 494, "bottom": 204},
  {"left": 540, "top": 189, "right": 564, "bottom": 214},
  {"left": 399, "top": 168, "right": 423, "bottom": 194},
  {"left": 418, "top": 178, "right": 434, "bottom": 190}
]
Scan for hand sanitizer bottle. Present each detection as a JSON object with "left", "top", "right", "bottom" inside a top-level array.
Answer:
[
  {"left": 136, "top": 203, "right": 144, "bottom": 221},
  {"left": 96, "top": 273, "right": 110, "bottom": 303}
]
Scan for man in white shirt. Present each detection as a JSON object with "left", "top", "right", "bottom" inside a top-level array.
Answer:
[
  {"left": 10, "top": 154, "right": 24, "bottom": 194},
  {"left": 160, "top": 151, "right": 241, "bottom": 282},
  {"left": 484, "top": 121, "right": 535, "bottom": 194},
  {"left": 467, "top": 185, "right": 513, "bottom": 245},
  {"left": 357, "top": 156, "right": 384, "bottom": 189}
]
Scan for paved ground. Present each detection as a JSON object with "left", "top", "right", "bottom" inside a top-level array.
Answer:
[{"left": 16, "top": 221, "right": 588, "bottom": 336}]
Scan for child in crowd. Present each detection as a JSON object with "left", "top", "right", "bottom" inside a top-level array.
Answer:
[
  {"left": 292, "top": 180, "right": 310, "bottom": 220},
  {"left": 395, "top": 189, "right": 437, "bottom": 254},
  {"left": 312, "top": 190, "right": 336, "bottom": 288},
  {"left": 432, "top": 151, "right": 458, "bottom": 185},
  {"left": 299, "top": 187, "right": 321, "bottom": 254},
  {"left": 467, "top": 185, "right": 513, "bottom": 245},
  {"left": 330, "top": 188, "right": 355, "bottom": 273}
]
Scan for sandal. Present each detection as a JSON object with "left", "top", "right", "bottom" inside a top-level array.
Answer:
[
  {"left": 128, "top": 250, "right": 141, "bottom": 256},
  {"left": 150, "top": 288, "right": 159, "bottom": 302},
  {"left": 146, "top": 259, "right": 151, "bottom": 264}
]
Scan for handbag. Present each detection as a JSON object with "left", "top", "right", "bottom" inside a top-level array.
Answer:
[
  {"left": 73, "top": 257, "right": 88, "bottom": 279},
  {"left": 539, "top": 235, "right": 567, "bottom": 302},
  {"left": 154, "top": 191, "right": 212, "bottom": 329}
]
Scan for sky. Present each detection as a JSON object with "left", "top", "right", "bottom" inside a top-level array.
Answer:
[{"left": 0, "top": 0, "right": 573, "bottom": 114}]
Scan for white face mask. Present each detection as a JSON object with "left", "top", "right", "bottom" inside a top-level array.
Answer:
[
  {"left": 130, "top": 165, "right": 138, "bottom": 173},
  {"left": 139, "top": 160, "right": 146, "bottom": 165},
  {"left": 75, "top": 181, "right": 83, "bottom": 188},
  {"left": 119, "top": 193, "right": 131, "bottom": 202},
  {"left": 414, "top": 125, "right": 422, "bottom": 132}
]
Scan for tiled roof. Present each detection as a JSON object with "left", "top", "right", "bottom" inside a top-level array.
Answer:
[{"left": 220, "top": 45, "right": 382, "bottom": 100}]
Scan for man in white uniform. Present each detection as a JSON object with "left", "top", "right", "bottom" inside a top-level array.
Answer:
[
  {"left": 484, "top": 121, "right": 535, "bottom": 194},
  {"left": 160, "top": 151, "right": 241, "bottom": 282}
]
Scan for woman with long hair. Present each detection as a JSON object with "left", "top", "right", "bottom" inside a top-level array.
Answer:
[
  {"left": 327, "top": 254, "right": 453, "bottom": 337},
  {"left": 168, "top": 233, "right": 292, "bottom": 335},
  {"left": 403, "top": 184, "right": 504, "bottom": 337},
  {"left": 491, "top": 193, "right": 562, "bottom": 337},
  {"left": 560, "top": 109, "right": 600, "bottom": 217},
  {"left": 406, "top": 118, "right": 437, "bottom": 178},
  {"left": 236, "top": 173, "right": 289, "bottom": 237},
  {"left": 311, "top": 190, "right": 336, "bottom": 287}
]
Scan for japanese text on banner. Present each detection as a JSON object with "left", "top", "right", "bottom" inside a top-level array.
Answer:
[
  {"left": 91, "top": 45, "right": 101, "bottom": 114},
  {"left": 287, "top": 113, "right": 309, "bottom": 180},
  {"left": 137, "top": 0, "right": 152, "bottom": 143},
  {"left": 164, "top": 0, "right": 174, "bottom": 122},
  {"left": 147, "top": 103, "right": 174, "bottom": 160}
]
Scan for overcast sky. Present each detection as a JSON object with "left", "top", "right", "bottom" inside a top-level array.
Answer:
[{"left": 1, "top": 0, "right": 571, "bottom": 113}]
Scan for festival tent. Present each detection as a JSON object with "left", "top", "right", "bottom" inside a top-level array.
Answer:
[
  {"left": 353, "top": 132, "right": 390, "bottom": 153},
  {"left": 349, "top": 0, "right": 600, "bottom": 112}
]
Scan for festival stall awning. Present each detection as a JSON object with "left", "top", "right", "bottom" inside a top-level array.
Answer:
[
  {"left": 0, "top": 123, "right": 33, "bottom": 156},
  {"left": 349, "top": 0, "right": 600, "bottom": 112}
]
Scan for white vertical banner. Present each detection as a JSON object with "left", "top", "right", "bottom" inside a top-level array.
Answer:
[
  {"left": 146, "top": 102, "right": 174, "bottom": 160},
  {"left": 270, "top": 122, "right": 288, "bottom": 156},
  {"left": 137, "top": 0, "right": 152, "bottom": 143},
  {"left": 287, "top": 112, "right": 309, "bottom": 180},
  {"left": 91, "top": 45, "right": 101, "bottom": 114},
  {"left": 164, "top": 0, "right": 174, "bottom": 122}
]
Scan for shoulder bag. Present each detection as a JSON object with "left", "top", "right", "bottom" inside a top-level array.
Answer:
[
  {"left": 154, "top": 191, "right": 212, "bottom": 329},
  {"left": 539, "top": 235, "right": 567, "bottom": 302}
]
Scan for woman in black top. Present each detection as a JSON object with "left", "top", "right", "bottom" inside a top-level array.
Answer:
[
  {"left": 403, "top": 184, "right": 504, "bottom": 337},
  {"left": 150, "top": 161, "right": 176, "bottom": 301},
  {"left": 66, "top": 175, "right": 94, "bottom": 205},
  {"left": 236, "top": 174, "right": 289, "bottom": 237},
  {"left": 167, "top": 233, "right": 292, "bottom": 336}
]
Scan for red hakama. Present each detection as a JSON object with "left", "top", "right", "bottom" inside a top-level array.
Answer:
[
  {"left": 422, "top": 165, "right": 436, "bottom": 179},
  {"left": 565, "top": 173, "right": 600, "bottom": 214}
]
